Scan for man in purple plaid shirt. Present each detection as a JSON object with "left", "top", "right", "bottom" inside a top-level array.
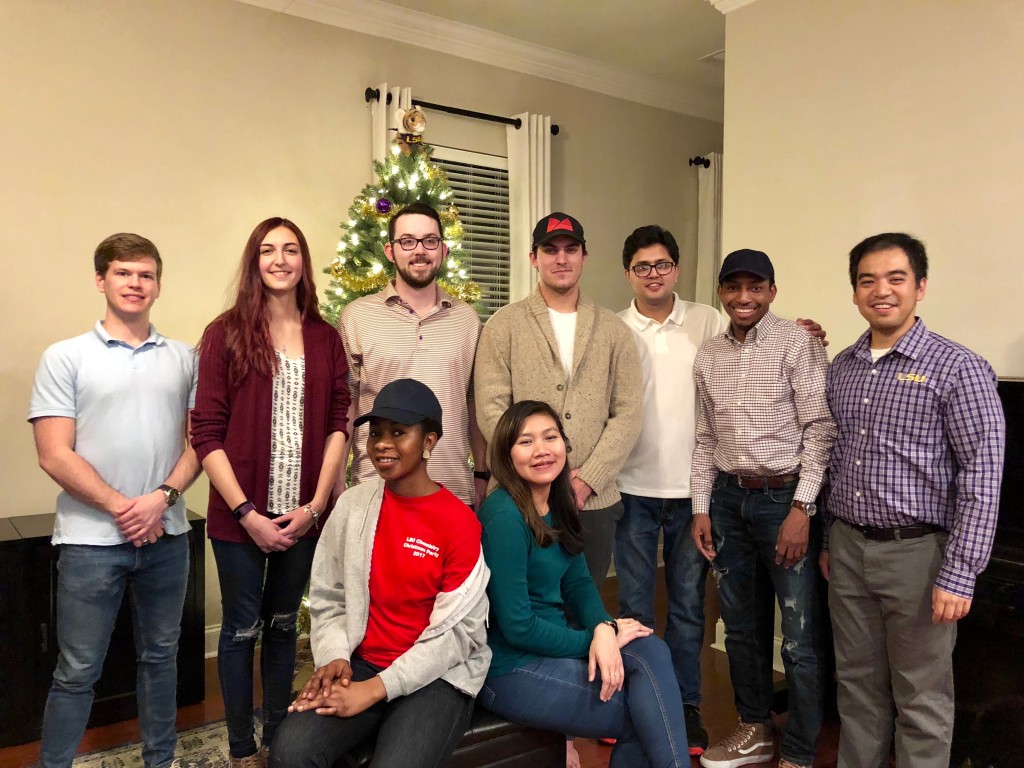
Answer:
[{"left": 822, "top": 232, "right": 1005, "bottom": 768}]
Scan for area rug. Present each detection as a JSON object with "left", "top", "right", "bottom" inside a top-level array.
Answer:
[
  {"left": 71, "top": 644, "right": 314, "bottom": 768},
  {"left": 72, "top": 719, "right": 262, "bottom": 768}
]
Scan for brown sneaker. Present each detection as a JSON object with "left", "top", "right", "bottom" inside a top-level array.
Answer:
[
  {"left": 229, "top": 753, "right": 265, "bottom": 768},
  {"left": 699, "top": 721, "right": 774, "bottom": 768}
]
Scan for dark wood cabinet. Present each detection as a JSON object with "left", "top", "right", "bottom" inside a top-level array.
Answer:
[{"left": 0, "top": 511, "right": 206, "bottom": 748}]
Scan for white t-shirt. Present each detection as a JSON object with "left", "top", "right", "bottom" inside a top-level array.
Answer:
[
  {"left": 617, "top": 295, "right": 727, "bottom": 497},
  {"left": 547, "top": 308, "right": 577, "bottom": 379}
]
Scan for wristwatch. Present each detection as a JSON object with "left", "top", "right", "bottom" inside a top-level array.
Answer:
[
  {"left": 602, "top": 619, "right": 619, "bottom": 635},
  {"left": 473, "top": 470, "right": 491, "bottom": 481},
  {"left": 159, "top": 484, "right": 181, "bottom": 507},
  {"left": 792, "top": 500, "right": 817, "bottom": 518}
]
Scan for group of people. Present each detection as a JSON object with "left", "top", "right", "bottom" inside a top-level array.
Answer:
[{"left": 28, "top": 201, "right": 1005, "bottom": 768}]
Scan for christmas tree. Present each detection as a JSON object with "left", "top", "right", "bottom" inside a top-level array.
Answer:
[{"left": 320, "top": 108, "right": 481, "bottom": 325}]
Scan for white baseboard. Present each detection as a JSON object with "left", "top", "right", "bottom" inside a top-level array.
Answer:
[
  {"left": 712, "top": 618, "right": 784, "bottom": 674},
  {"left": 205, "top": 624, "right": 220, "bottom": 659}
]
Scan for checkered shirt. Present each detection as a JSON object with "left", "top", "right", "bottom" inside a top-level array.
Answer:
[
  {"left": 824, "top": 318, "right": 1005, "bottom": 598},
  {"left": 691, "top": 311, "right": 836, "bottom": 517}
]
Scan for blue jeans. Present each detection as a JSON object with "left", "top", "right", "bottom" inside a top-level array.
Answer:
[
  {"left": 39, "top": 535, "right": 189, "bottom": 768},
  {"left": 269, "top": 656, "right": 473, "bottom": 768},
  {"left": 480, "top": 635, "right": 688, "bottom": 768},
  {"left": 212, "top": 537, "right": 317, "bottom": 758},
  {"left": 615, "top": 493, "right": 707, "bottom": 705},
  {"left": 710, "top": 474, "right": 825, "bottom": 766}
]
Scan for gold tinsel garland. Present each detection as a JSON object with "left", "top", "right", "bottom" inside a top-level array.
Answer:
[
  {"left": 333, "top": 265, "right": 390, "bottom": 294},
  {"left": 438, "top": 278, "right": 482, "bottom": 304}
]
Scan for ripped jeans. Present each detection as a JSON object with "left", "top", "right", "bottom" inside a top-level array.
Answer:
[
  {"left": 212, "top": 537, "right": 317, "bottom": 758},
  {"left": 709, "top": 473, "right": 825, "bottom": 766}
]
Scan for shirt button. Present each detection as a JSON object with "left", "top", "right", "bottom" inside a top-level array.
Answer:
[
  {"left": 565, "top": 412, "right": 572, "bottom": 420},
  {"left": 859, "top": 428, "right": 866, "bottom": 435},
  {"left": 736, "top": 401, "right": 741, "bottom": 406},
  {"left": 419, "top": 335, "right": 423, "bottom": 340},
  {"left": 855, "top": 491, "right": 861, "bottom": 498},
  {"left": 863, "top": 398, "right": 870, "bottom": 404},
  {"left": 871, "top": 369, "right": 878, "bottom": 376},
  {"left": 855, "top": 460, "right": 862, "bottom": 466},
  {"left": 556, "top": 384, "right": 564, "bottom": 391},
  {"left": 741, "top": 373, "right": 747, "bottom": 378}
]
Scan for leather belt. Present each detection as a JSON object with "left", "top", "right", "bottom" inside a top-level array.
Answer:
[
  {"left": 846, "top": 521, "right": 944, "bottom": 542},
  {"left": 727, "top": 473, "right": 800, "bottom": 490}
]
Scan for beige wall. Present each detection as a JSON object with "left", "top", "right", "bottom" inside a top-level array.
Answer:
[
  {"left": 1, "top": 0, "right": 722, "bottom": 630},
  {"left": 721, "top": 0, "right": 1024, "bottom": 375}
]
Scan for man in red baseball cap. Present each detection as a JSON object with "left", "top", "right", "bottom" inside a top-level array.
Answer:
[{"left": 475, "top": 212, "right": 642, "bottom": 590}]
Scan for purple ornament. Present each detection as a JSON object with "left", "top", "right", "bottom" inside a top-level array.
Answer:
[{"left": 376, "top": 198, "right": 392, "bottom": 215}]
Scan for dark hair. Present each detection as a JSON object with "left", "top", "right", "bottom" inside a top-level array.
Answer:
[
  {"left": 388, "top": 202, "right": 443, "bottom": 242},
  {"left": 94, "top": 233, "right": 162, "bottom": 280},
  {"left": 621, "top": 225, "right": 680, "bottom": 270},
  {"left": 848, "top": 233, "right": 928, "bottom": 288},
  {"left": 422, "top": 418, "right": 443, "bottom": 439},
  {"left": 199, "top": 218, "right": 320, "bottom": 386},
  {"left": 488, "top": 401, "right": 584, "bottom": 554}
]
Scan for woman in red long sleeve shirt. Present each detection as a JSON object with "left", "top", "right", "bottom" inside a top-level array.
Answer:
[{"left": 191, "top": 217, "right": 350, "bottom": 767}]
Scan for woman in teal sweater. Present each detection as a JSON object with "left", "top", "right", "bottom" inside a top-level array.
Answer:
[{"left": 477, "top": 400, "right": 690, "bottom": 768}]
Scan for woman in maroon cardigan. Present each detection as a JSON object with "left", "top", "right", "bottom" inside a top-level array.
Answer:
[{"left": 191, "top": 217, "right": 350, "bottom": 767}]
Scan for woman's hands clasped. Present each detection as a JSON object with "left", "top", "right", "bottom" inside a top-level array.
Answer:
[
  {"left": 288, "top": 658, "right": 387, "bottom": 718},
  {"left": 588, "top": 618, "right": 653, "bottom": 702},
  {"left": 241, "top": 505, "right": 317, "bottom": 553}
]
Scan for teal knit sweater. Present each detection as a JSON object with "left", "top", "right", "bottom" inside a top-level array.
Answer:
[{"left": 478, "top": 488, "right": 612, "bottom": 677}]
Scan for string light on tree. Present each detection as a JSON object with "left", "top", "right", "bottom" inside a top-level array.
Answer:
[{"left": 320, "top": 105, "right": 481, "bottom": 324}]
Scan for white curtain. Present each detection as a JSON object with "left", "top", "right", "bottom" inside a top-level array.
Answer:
[
  {"left": 370, "top": 83, "right": 412, "bottom": 175},
  {"left": 695, "top": 152, "right": 723, "bottom": 308},
  {"left": 506, "top": 113, "right": 551, "bottom": 301}
]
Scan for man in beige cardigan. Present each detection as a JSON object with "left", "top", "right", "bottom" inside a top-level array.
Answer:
[{"left": 474, "top": 212, "right": 642, "bottom": 586}]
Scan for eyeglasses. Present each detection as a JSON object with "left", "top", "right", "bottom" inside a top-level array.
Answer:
[
  {"left": 392, "top": 235, "right": 442, "bottom": 251},
  {"left": 630, "top": 261, "right": 676, "bottom": 278}
]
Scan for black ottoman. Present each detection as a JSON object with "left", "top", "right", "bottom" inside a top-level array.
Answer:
[{"left": 338, "top": 706, "right": 563, "bottom": 768}]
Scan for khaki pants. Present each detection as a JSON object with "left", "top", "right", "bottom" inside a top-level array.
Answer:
[{"left": 828, "top": 520, "right": 957, "bottom": 768}]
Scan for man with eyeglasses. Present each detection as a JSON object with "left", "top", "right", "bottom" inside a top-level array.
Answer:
[
  {"left": 614, "top": 225, "right": 727, "bottom": 755},
  {"left": 338, "top": 202, "right": 487, "bottom": 507},
  {"left": 475, "top": 212, "right": 642, "bottom": 588}
]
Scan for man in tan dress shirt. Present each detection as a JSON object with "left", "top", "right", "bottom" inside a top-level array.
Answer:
[{"left": 338, "top": 202, "right": 487, "bottom": 506}]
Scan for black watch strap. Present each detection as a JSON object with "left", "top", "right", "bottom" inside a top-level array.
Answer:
[{"left": 473, "top": 470, "right": 491, "bottom": 481}]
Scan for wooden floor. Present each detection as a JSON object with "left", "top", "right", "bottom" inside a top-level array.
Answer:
[{"left": 1, "top": 573, "right": 838, "bottom": 768}]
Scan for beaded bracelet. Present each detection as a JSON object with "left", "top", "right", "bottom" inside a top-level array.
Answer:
[{"left": 304, "top": 503, "right": 320, "bottom": 530}]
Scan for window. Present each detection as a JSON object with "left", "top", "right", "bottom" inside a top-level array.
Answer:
[{"left": 432, "top": 147, "right": 510, "bottom": 320}]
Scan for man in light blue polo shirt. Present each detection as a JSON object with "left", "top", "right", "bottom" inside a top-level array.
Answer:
[{"left": 29, "top": 233, "right": 199, "bottom": 768}]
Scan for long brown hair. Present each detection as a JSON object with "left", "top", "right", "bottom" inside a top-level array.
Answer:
[
  {"left": 489, "top": 401, "right": 583, "bottom": 554},
  {"left": 199, "top": 217, "right": 321, "bottom": 385}
]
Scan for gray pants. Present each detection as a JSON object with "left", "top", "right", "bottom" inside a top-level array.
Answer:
[
  {"left": 580, "top": 501, "right": 624, "bottom": 587},
  {"left": 829, "top": 520, "right": 957, "bottom": 768}
]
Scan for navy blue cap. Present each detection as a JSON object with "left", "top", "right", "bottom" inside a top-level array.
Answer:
[
  {"left": 719, "top": 249, "right": 775, "bottom": 283},
  {"left": 353, "top": 378, "right": 443, "bottom": 437}
]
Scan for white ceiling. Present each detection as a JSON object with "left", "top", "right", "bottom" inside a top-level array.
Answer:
[
  {"left": 380, "top": 0, "right": 726, "bottom": 91},
  {"left": 239, "top": 0, "right": 727, "bottom": 120}
]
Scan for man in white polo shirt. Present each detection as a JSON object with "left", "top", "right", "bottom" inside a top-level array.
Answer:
[
  {"left": 29, "top": 233, "right": 199, "bottom": 768},
  {"left": 616, "top": 225, "right": 725, "bottom": 756},
  {"left": 617, "top": 226, "right": 828, "bottom": 758}
]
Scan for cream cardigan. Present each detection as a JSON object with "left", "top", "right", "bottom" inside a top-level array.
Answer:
[{"left": 474, "top": 287, "right": 642, "bottom": 510}]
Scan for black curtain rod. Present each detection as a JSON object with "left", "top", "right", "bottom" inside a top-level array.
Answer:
[
  {"left": 364, "top": 87, "right": 560, "bottom": 135},
  {"left": 689, "top": 156, "right": 711, "bottom": 168}
]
